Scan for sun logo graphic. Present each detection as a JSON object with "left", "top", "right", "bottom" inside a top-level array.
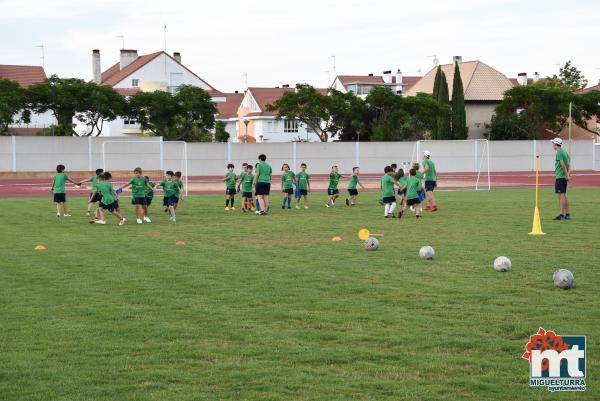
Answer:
[{"left": 522, "top": 327, "right": 586, "bottom": 392}]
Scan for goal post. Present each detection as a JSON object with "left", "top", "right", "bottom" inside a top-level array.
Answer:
[
  {"left": 410, "top": 139, "right": 491, "bottom": 190},
  {"left": 101, "top": 140, "right": 188, "bottom": 195}
]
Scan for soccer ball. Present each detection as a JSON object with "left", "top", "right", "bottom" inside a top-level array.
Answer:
[
  {"left": 419, "top": 246, "right": 435, "bottom": 260},
  {"left": 493, "top": 256, "right": 512, "bottom": 272},
  {"left": 364, "top": 237, "right": 379, "bottom": 251},
  {"left": 553, "top": 269, "right": 574, "bottom": 289}
]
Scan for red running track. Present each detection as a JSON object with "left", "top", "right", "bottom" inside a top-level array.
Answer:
[{"left": 0, "top": 171, "right": 599, "bottom": 198}]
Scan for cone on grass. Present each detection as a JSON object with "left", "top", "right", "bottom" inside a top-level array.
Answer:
[
  {"left": 529, "top": 207, "right": 545, "bottom": 235},
  {"left": 331, "top": 236, "right": 342, "bottom": 241},
  {"left": 176, "top": 241, "right": 185, "bottom": 246},
  {"left": 35, "top": 245, "right": 46, "bottom": 251}
]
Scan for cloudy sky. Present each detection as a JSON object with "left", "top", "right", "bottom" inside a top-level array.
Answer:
[{"left": 1, "top": 0, "right": 598, "bottom": 92}]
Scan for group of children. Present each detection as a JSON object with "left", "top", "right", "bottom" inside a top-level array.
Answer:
[{"left": 51, "top": 165, "right": 185, "bottom": 225}]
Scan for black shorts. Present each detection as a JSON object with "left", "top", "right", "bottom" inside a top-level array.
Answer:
[
  {"left": 166, "top": 195, "right": 179, "bottom": 206},
  {"left": 555, "top": 178, "right": 568, "bottom": 194},
  {"left": 163, "top": 197, "right": 168, "bottom": 206},
  {"left": 327, "top": 188, "right": 339, "bottom": 196},
  {"left": 242, "top": 191, "right": 253, "bottom": 198},
  {"left": 226, "top": 188, "right": 237, "bottom": 196},
  {"left": 255, "top": 182, "right": 271, "bottom": 195},
  {"left": 283, "top": 188, "right": 293, "bottom": 195},
  {"left": 100, "top": 201, "right": 119, "bottom": 212},
  {"left": 89, "top": 192, "right": 102, "bottom": 203},
  {"left": 425, "top": 181, "right": 437, "bottom": 192},
  {"left": 146, "top": 197, "right": 153, "bottom": 206},
  {"left": 132, "top": 196, "right": 148, "bottom": 205},
  {"left": 382, "top": 196, "right": 396, "bottom": 204},
  {"left": 348, "top": 188, "right": 358, "bottom": 196},
  {"left": 407, "top": 198, "right": 421, "bottom": 206},
  {"left": 53, "top": 193, "right": 66, "bottom": 203},
  {"left": 297, "top": 189, "right": 308, "bottom": 196}
]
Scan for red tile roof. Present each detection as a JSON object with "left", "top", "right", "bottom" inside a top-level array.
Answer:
[
  {"left": 0, "top": 65, "right": 46, "bottom": 87},
  {"left": 579, "top": 83, "right": 600, "bottom": 94},
  {"left": 247, "top": 87, "right": 296, "bottom": 116},
  {"left": 7, "top": 127, "right": 45, "bottom": 136},
  {"left": 114, "top": 88, "right": 141, "bottom": 96},
  {"left": 216, "top": 92, "right": 244, "bottom": 119}
]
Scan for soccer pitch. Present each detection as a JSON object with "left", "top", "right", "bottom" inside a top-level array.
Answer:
[{"left": 1, "top": 189, "right": 598, "bottom": 401}]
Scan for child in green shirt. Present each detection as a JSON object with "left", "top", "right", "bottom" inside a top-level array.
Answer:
[
  {"left": 144, "top": 175, "right": 156, "bottom": 220},
  {"left": 224, "top": 163, "right": 237, "bottom": 211},
  {"left": 280, "top": 163, "right": 295, "bottom": 209},
  {"left": 295, "top": 163, "right": 310, "bottom": 209},
  {"left": 51, "top": 164, "right": 80, "bottom": 218},
  {"left": 117, "top": 167, "right": 154, "bottom": 224},
  {"left": 346, "top": 166, "right": 366, "bottom": 206},
  {"left": 241, "top": 164, "right": 255, "bottom": 212},
  {"left": 90, "top": 172, "right": 126, "bottom": 225},
  {"left": 79, "top": 168, "right": 104, "bottom": 217},
  {"left": 398, "top": 168, "right": 422, "bottom": 220},
  {"left": 326, "top": 165, "right": 342, "bottom": 208},
  {"left": 156, "top": 171, "right": 179, "bottom": 222},
  {"left": 380, "top": 165, "right": 397, "bottom": 218}
]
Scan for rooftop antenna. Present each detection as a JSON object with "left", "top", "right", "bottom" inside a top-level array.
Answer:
[
  {"left": 163, "top": 24, "right": 168, "bottom": 82},
  {"left": 428, "top": 54, "right": 439, "bottom": 66},
  {"left": 330, "top": 55, "right": 336, "bottom": 77},
  {"left": 35, "top": 44, "right": 45, "bottom": 69},
  {"left": 116, "top": 34, "right": 125, "bottom": 49}
]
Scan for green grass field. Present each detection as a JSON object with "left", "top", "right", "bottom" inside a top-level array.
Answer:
[{"left": 1, "top": 189, "right": 599, "bottom": 401}]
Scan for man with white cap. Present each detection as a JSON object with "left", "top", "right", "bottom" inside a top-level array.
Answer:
[
  {"left": 551, "top": 137, "right": 571, "bottom": 220},
  {"left": 422, "top": 150, "right": 438, "bottom": 212}
]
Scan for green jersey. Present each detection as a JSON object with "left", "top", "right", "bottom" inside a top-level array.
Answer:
[
  {"left": 225, "top": 172, "right": 237, "bottom": 189},
  {"left": 398, "top": 176, "right": 408, "bottom": 189},
  {"left": 406, "top": 176, "right": 421, "bottom": 200},
  {"left": 52, "top": 172, "right": 69, "bottom": 194},
  {"left": 160, "top": 180, "right": 178, "bottom": 197},
  {"left": 423, "top": 159, "right": 437, "bottom": 181},
  {"left": 328, "top": 172, "right": 342, "bottom": 189},
  {"left": 174, "top": 180, "right": 183, "bottom": 195},
  {"left": 129, "top": 176, "right": 149, "bottom": 198},
  {"left": 256, "top": 162, "right": 272, "bottom": 183},
  {"left": 90, "top": 175, "right": 99, "bottom": 192},
  {"left": 281, "top": 171, "right": 295, "bottom": 190},
  {"left": 242, "top": 173, "right": 254, "bottom": 193},
  {"left": 146, "top": 182, "right": 156, "bottom": 198},
  {"left": 555, "top": 148, "right": 570, "bottom": 179},
  {"left": 96, "top": 181, "right": 117, "bottom": 205},
  {"left": 348, "top": 174, "right": 359, "bottom": 190},
  {"left": 415, "top": 171, "right": 423, "bottom": 181},
  {"left": 297, "top": 171, "right": 310, "bottom": 190},
  {"left": 381, "top": 175, "right": 395, "bottom": 198}
]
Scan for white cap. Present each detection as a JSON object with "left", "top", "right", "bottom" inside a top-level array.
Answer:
[
  {"left": 423, "top": 150, "right": 432, "bottom": 158},
  {"left": 551, "top": 137, "right": 563, "bottom": 146}
]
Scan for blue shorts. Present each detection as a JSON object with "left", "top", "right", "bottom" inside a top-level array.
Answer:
[
  {"left": 425, "top": 181, "right": 437, "bottom": 192},
  {"left": 226, "top": 188, "right": 237, "bottom": 196},
  {"left": 418, "top": 191, "right": 426, "bottom": 202},
  {"left": 242, "top": 191, "right": 253, "bottom": 198},
  {"left": 100, "top": 201, "right": 119, "bottom": 212},
  {"left": 555, "top": 178, "right": 568, "bottom": 194},
  {"left": 327, "top": 188, "right": 339, "bottom": 196},
  {"left": 53, "top": 193, "right": 66, "bottom": 203},
  {"left": 132, "top": 196, "right": 147, "bottom": 205},
  {"left": 146, "top": 197, "right": 153, "bottom": 206},
  {"left": 166, "top": 195, "right": 179, "bottom": 206}
]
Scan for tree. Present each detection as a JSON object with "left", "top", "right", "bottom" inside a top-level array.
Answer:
[
  {"left": 431, "top": 66, "right": 442, "bottom": 139},
  {"left": 451, "top": 62, "right": 468, "bottom": 139},
  {"left": 75, "top": 84, "right": 127, "bottom": 136},
  {"left": 558, "top": 60, "right": 588, "bottom": 90},
  {"left": 487, "top": 113, "right": 539, "bottom": 140},
  {"left": 0, "top": 79, "right": 30, "bottom": 135},
  {"left": 214, "top": 120, "right": 230, "bottom": 142},
  {"left": 436, "top": 71, "right": 451, "bottom": 139}
]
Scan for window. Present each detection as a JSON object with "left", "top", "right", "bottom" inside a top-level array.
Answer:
[
  {"left": 284, "top": 119, "right": 298, "bottom": 133},
  {"left": 131, "top": 79, "right": 139, "bottom": 87}
]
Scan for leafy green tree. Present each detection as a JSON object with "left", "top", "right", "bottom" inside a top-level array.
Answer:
[
  {"left": 0, "top": 79, "right": 30, "bottom": 135},
  {"left": 76, "top": 84, "right": 127, "bottom": 136},
  {"left": 436, "top": 71, "right": 451, "bottom": 139},
  {"left": 431, "top": 66, "right": 442, "bottom": 139},
  {"left": 451, "top": 62, "right": 468, "bottom": 139},
  {"left": 327, "top": 89, "right": 370, "bottom": 141},
  {"left": 487, "top": 113, "right": 539, "bottom": 140},
  {"left": 214, "top": 120, "right": 230, "bottom": 142},
  {"left": 558, "top": 60, "right": 588, "bottom": 90}
]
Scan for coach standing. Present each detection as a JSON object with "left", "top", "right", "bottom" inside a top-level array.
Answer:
[
  {"left": 422, "top": 150, "right": 438, "bottom": 212},
  {"left": 552, "top": 138, "right": 571, "bottom": 220},
  {"left": 253, "top": 154, "right": 272, "bottom": 215}
]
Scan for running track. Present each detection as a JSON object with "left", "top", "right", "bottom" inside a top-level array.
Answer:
[{"left": 1, "top": 171, "right": 599, "bottom": 198}]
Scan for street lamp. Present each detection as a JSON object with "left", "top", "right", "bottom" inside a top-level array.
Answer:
[{"left": 243, "top": 119, "right": 250, "bottom": 143}]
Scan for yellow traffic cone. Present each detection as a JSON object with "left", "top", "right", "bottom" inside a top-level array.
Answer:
[{"left": 529, "top": 207, "right": 545, "bottom": 235}]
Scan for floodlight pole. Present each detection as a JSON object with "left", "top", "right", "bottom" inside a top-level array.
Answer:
[{"left": 568, "top": 102, "right": 572, "bottom": 156}]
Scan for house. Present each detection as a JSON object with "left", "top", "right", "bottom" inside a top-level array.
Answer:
[
  {"left": 236, "top": 87, "right": 327, "bottom": 142},
  {"left": 331, "top": 70, "right": 421, "bottom": 98},
  {"left": 215, "top": 92, "right": 244, "bottom": 140},
  {"left": 79, "top": 49, "right": 225, "bottom": 136},
  {"left": 0, "top": 64, "right": 56, "bottom": 135},
  {"left": 406, "top": 57, "right": 514, "bottom": 139},
  {"left": 556, "top": 81, "right": 600, "bottom": 140}
]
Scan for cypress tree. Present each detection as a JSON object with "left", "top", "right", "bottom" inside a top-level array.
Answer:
[
  {"left": 451, "top": 61, "right": 468, "bottom": 139},
  {"left": 436, "top": 71, "right": 451, "bottom": 139},
  {"left": 431, "top": 67, "right": 442, "bottom": 139}
]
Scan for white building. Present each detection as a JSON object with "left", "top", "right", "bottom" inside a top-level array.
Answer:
[
  {"left": 0, "top": 64, "right": 56, "bottom": 135},
  {"left": 78, "top": 49, "right": 226, "bottom": 136},
  {"left": 331, "top": 70, "right": 421, "bottom": 98}
]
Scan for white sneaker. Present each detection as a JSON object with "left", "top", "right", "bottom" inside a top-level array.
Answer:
[
  {"left": 304, "top": 205, "right": 309, "bottom": 209},
  {"left": 63, "top": 214, "right": 71, "bottom": 217},
  {"left": 296, "top": 205, "right": 300, "bottom": 209},
  {"left": 95, "top": 220, "right": 106, "bottom": 225},
  {"left": 325, "top": 204, "right": 330, "bottom": 208},
  {"left": 143, "top": 216, "right": 151, "bottom": 223},
  {"left": 136, "top": 218, "right": 143, "bottom": 224},
  {"left": 119, "top": 218, "right": 126, "bottom": 226}
]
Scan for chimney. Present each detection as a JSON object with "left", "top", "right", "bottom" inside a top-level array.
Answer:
[
  {"left": 173, "top": 52, "right": 181, "bottom": 63},
  {"left": 368, "top": 73, "right": 374, "bottom": 77},
  {"left": 119, "top": 49, "right": 138, "bottom": 70},
  {"left": 382, "top": 70, "right": 392, "bottom": 84},
  {"left": 453, "top": 56, "right": 462, "bottom": 64},
  {"left": 282, "top": 84, "right": 290, "bottom": 88},
  {"left": 533, "top": 72, "right": 540, "bottom": 83},
  {"left": 395, "top": 69, "right": 403, "bottom": 94},
  {"left": 234, "top": 90, "right": 239, "bottom": 94},
  {"left": 92, "top": 49, "right": 101, "bottom": 84},
  {"left": 517, "top": 72, "right": 528, "bottom": 86}
]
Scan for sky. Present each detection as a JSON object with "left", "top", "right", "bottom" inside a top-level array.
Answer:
[{"left": 1, "top": 0, "right": 599, "bottom": 92}]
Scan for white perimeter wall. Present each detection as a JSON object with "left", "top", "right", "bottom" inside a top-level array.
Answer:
[{"left": 1, "top": 137, "right": 598, "bottom": 175}]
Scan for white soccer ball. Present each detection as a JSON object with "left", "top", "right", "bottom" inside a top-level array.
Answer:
[
  {"left": 553, "top": 269, "right": 574, "bottom": 289},
  {"left": 419, "top": 246, "right": 435, "bottom": 260},
  {"left": 364, "top": 237, "right": 379, "bottom": 251},
  {"left": 493, "top": 256, "right": 512, "bottom": 272}
]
